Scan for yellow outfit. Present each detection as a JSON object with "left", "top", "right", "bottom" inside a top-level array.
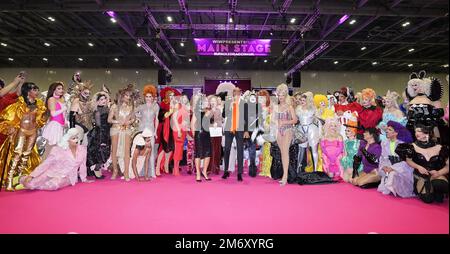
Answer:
[
  {"left": 0, "top": 97, "right": 47, "bottom": 190},
  {"left": 320, "top": 108, "right": 335, "bottom": 120},
  {"left": 304, "top": 146, "right": 324, "bottom": 172}
]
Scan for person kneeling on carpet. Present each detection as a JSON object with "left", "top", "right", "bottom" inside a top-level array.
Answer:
[
  {"left": 350, "top": 128, "right": 382, "bottom": 188},
  {"left": 376, "top": 121, "right": 415, "bottom": 198},
  {"left": 19, "top": 128, "right": 93, "bottom": 191}
]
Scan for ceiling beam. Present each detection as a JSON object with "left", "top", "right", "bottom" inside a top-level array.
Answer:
[
  {"left": 144, "top": 5, "right": 181, "bottom": 63},
  {"left": 0, "top": 3, "right": 447, "bottom": 17}
]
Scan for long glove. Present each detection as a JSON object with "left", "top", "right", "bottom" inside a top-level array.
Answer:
[
  {"left": 352, "top": 155, "right": 362, "bottom": 178},
  {"left": 361, "top": 148, "right": 379, "bottom": 165},
  {"left": 69, "top": 111, "right": 76, "bottom": 128}
]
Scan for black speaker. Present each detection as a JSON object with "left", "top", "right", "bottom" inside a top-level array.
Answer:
[
  {"left": 158, "top": 69, "right": 167, "bottom": 86},
  {"left": 292, "top": 71, "right": 301, "bottom": 87},
  {"left": 286, "top": 75, "right": 292, "bottom": 84}
]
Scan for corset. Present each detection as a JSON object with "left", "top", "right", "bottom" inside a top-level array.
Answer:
[
  {"left": 50, "top": 101, "right": 65, "bottom": 126},
  {"left": 296, "top": 108, "right": 315, "bottom": 126}
]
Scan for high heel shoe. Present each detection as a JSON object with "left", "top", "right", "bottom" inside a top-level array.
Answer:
[
  {"left": 201, "top": 172, "right": 211, "bottom": 181},
  {"left": 196, "top": 177, "right": 202, "bottom": 182}
]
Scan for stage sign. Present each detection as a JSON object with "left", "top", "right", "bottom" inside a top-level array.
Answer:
[{"left": 194, "top": 38, "right": 271, "bottom": 56}]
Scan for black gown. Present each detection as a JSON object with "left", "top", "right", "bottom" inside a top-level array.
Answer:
[
  {"left": 397, "top": 142, "right": 449, "bottom": 203},
  {"left": 87, "top": 106, "right": 111, "bottom": 171}
]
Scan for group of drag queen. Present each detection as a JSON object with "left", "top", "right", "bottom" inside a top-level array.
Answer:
[{"left": 0, "top": 70, "right": 448, "bottom": 204}]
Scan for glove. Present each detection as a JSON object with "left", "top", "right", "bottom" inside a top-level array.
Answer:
[
  {"left": 361, "top": 148, "right": 379, "bottom": 165},
  {"left": 69, "top": 111, "right": 76, "bottom": 128},
  {"left": 352, "top": 155, "right": 362, "bottom": 178}
]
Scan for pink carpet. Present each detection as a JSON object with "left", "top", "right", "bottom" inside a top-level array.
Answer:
[{"left": 0, "top": 170, "right": 448, "bottom": 234}]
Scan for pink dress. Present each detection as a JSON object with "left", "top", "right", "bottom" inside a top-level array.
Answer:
[
  {"left": 20, "top": 145, "right": 87, "bottom": 190},
  {"left": 42, "top": 101, "right": 66, "bottom": 145},
  {"left": 320, "top": 139, "right": 344, "bottom": 175}
]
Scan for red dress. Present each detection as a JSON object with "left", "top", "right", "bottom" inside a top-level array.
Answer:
[
  {"left": 172, "top": 104, "right": 188, "bottom": 161},
  {"left": 358, "top": 106, "right": 383, "bottom": 135}
]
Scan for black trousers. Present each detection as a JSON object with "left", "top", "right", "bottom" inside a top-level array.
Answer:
[{"left": 223, "top": 131, "right": 244, "bottom": 175}]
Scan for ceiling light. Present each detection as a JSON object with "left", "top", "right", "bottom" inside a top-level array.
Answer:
[
  {"left": 229, "top": 17, "right": 233, "bottom": 23},
  {"left": 8, "top": 57, "right": 14, "bottom": 61},
  {"left": 153, "top": 59, "right": 157, "bottom": 63},
  {"left": 180, "top": 42, "right": 184, "bottom": 47},
  {"left": 408, "top": 48, "right": 415, "bottom": 52},
  {"left": 225, "top": 72, "right": 229, "bottom": 75},
  {"left": 48, "top": 16, "right": 55, "bottom": 22},
  {"left": 264, "top": 59, "right": 268, "bottom": 63},
  {"left": 334, "top": 61, "right": 339, "bottom": 64},
  {"left": 110, "top": 18, "right": 117, "bottom": 23},
  {"left": 290, "top": 18, "right": 296, "bottom": 24},
  {"left": 44, "top": 42, "right": 51, "bottom": 47},
  {"left": 137, "top": 43, "right": 141, "bottom": 47},
  {"left": 349, "top": 19, "right": 356, "bottom": 25},
  {"left": 188, "top": 58, "right": 192, "bottom": 62},
  {"left": 402, "top": 21, "right": 410, "bottom": 27},
  {"left": 88, "top": 42, "right": 94, "bottom": 47},
  {"left": 269, "top": 32, "right": 273, "bottom": 36},
  {"left": 167, "top": 16, "right": 173, "bottom": 22},
  {"left": 407, "top": 64, "right": 413, "bottom": 67},
  {"left": 43, "top": 57, "right": 48, "bottom": 61},
  {"left": 372, "top": 61, "right": 378, "bottom": 65},
  {"left": 114, "top": 58, "right": 119, "bottom": 62},
  {"left": 226, "top": 59, "right": 230, "bottom": 63},
  {"left": 1, "top": 43, "right": 7, "bottom": 47},
  {"left": 78, "top": 58, "right": 84, "bottom": 61},
  {"left": 361, "top": 46, "right": 366, "bottom": 51},
  {"left": 442, "top": 64, "right": 449, "bottom": 68}
]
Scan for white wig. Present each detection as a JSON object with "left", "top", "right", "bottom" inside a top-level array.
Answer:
[{"left": 58, "top": 128, "right": 79, "bottom": 149}]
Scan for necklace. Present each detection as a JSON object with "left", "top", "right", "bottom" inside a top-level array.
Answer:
[{"left": 415, "top": 140, "right": 436, "bottom": 149}]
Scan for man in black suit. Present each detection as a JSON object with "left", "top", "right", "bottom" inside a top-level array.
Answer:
[{"left": 222, "top": 87, "right": 249, "bottom": 181}]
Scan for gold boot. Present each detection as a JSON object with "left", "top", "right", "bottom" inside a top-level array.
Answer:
[{"left": 6, "top": 169, "right": 16, "bottom": 191}]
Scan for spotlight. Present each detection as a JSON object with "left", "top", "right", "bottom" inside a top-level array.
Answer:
[
  {"left": 442, "top": 64, "right": 449, "bottom": 68},
  {"left": 333, "top": 61, "right": 339, "bottom": 64},
  {"left": 180, "top": 42, "right": 185, "bottom": 47},
  {"left": 361, "top": 46, "right": 366, "bottom": 51},
  {"left": 114, "top": 58, "right": 119, "bottom": 62},
  {"left": 407, "top": 64, "right": 413, "bottom": 67},
  {"left": 290, "top": 18, "right": 296, "bottom": 24},
  {"left": 0, "top": 43, "right": 7, "bottom": 47},
  {"left": 110, "top": 18, "right": 117, "bottom": 23},
  {"left": 372, "top": 61, "right": 378, "bottom": 65},
  {"left": 264, "top": 59, "right": 268, "bottom": 63},
  {"left": 137, "top": 43, "right": 141, "bottom": 47},
  {"left": 43, "top": 57, "right": 48, "bottom": 61},
  {"left": 188, "top": 58, "right": 192, "bottom": 62},
  {"left": 408, "top": 48, "right": 415, "bottom": 52},
  {"left": 167, "top": 16, "right": 173, "bottom": 22},
  {"left": 349, "top": 19, "right": 356, "bottom": 25},
  {"left": 225, "top": 59, "right": 230, "bottom": 63},
  {"left": 402, "top": 21, "right": 410, "bottom": 27},
  {"left": 229, "top": 17, "right": 233, "bottom": 23},
  {"left": 78, "top": 58, "right": 84, "bottom": 61},
  {"left": 44, "top": 42, "right": 51, "bottom": 47},
  {"left": 48, "top": 16, "right": 56, "bottom": 22},
  {"left": 88, "top": 42, "right": 94, "bottom": 47},
  {"left": 8, "top": 57, "right": 14, "bottom": 61}
]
